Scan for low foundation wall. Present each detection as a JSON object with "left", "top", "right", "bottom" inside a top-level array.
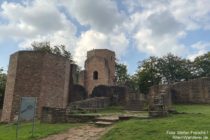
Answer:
[
  {"left": 40, "top": 107, "right": 99, "bottom": 123},
  {"left": 41, "top": 97, "right": 111, "bottom": 123},
  {"left": 149, "top": 77, "right": 210, "bottom": 104},
  {"left": 69, "top": 97, "right": 111, "bottom": 109},
  {"left": 91, "top": 85, "right": 128, "bottom": 106},
  {"left": 41, "top": 107, "right": 66, "bottom": 123},
  {"left": 125, "top": 100, "right": 145, "bottom": 111},
  {"left": 66, "top": 114, "right": 98, "bottom": 123},
  {"left": 171, "top": 78, "right": 210, "bottom": 103}
]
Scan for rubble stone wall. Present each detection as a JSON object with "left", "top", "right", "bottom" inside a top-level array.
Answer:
[
  {"left": 148, "top": 77, "right": 210, "bottom": 104},
  {"left": 41, "top": 107, "right": 97, "bottom": 123},
  {"left": 1, "top": 51, "right": 71, "bottom": 122},
  {"left": 79, "top": 49, "right": 116, "bottom": 95},
  {"left": 69, "top": 97, "right": 111, "bottom": 109},
  {"left": 171, "top": 78, "right": 210, "bottom": 103},
  {"left": 91, "top": 85, "right": 128, "bottom": 106}
]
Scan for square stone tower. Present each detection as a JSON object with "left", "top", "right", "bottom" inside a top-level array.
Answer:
[
  {"left": 79, "top": 49, "right": 116, "bottom": 95},
  {"left": 1, "top": 51, "right": 72, "bottom": 122}
]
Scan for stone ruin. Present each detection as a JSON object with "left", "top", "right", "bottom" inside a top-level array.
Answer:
[
  {"left": 1, "top": 49, "right": 144, "bottom": 123},
  {"left": 125, "top": 92, "right": 146, "bottom": 111},
  {"left": 148, "top": 86, "right": 171, "bottom": 117},
  {"left": 79, "top": 49, "right": 116, "bottom": 95},
  {"left": 1, "top": 51, "right": 75, "bottom": 122},
  {"left": 4, "top": 49, "right": 209, "bottom": 122},
  {"left": 148, "top": 77, "right": 210, "bottom": 117}
]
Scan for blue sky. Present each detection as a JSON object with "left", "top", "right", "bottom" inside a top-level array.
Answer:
[{"left": 0, "top": 0, "right": 210, "bottom": 74}]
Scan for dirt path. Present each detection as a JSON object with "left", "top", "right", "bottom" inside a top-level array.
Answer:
[{"left": 40, "top": 124, "right": 111, "bottom": 140}]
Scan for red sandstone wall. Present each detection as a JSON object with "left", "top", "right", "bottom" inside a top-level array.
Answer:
[
  {"left": 84, "top": 49, "right": 115, "bottom": 95},
  {"left": 85, "top": 57, "right": 109, "bottom": 95},
  {"left": 1, "top": 53, "right": 18, "bottom": 122},
  {"left": 1, "top": 51, "right": 71, "bottom": 122},
  {"left": 171, "top": 78, "right": 210, "bottom": 103},
  {"left": 148, "top": 77, "right": 210, "bottom": 104},
  {"left": 39, "top": 53, "right": 70, "bottom": 112},
  {"left": 87, "top": 49, "right": 115, "bottom": 81},
  {"left": 78, "top": 70, "right": 86, "bottom": 87}
]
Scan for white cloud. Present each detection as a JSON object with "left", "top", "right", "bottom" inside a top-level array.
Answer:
[
  {"left": 187, "top": 41, "right": 210, "bottom": 60},
  {"left": 19, "top": 30, "right": 77, "bottom": 51},
  {"left": 170, "top": 0, "right": 210, "bottom": 30},
  {"left": 62, "top": 0, "right": 125, "bottom": 33},
  {"left": 123, "top": 0, "right": 210, "bottom": 58},
  {"left": 191, "top": 41, "right": 210, "bottom": 50},
  {"left": 0, "top": 0, "right": 128, "bottom": 67},
  {"left": 74, "top": 30, "right": 128, "bottom": 67},
  {"left": 147, "top": 11, "right": 183, "bottom": 36},
  {"left": 0, "top": 0, "right": 76, "bottom": 39},
  {"left": 126, "top": 8, "right": 186, "bottom": 57},
  {"left": 134, "top": 28, "right": 186, "bottom": 56},
  {"left": 0, "top": 0, "right": 78, "bottom": 56},
  {"left": 128, "top": 0, "right": 210, "bottom": 31},
  {"left": 0, "top": 0, "right": 209, "bottom": 70}
]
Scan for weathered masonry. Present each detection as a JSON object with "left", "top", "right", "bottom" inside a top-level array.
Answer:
[
  {"left": 1, "top": 49, "right": 116, "bottom": 122},
  {"left": 1, "top": 51, "right": 77, "bottom": 122},
  {"left": 79, "top": 49, "right": 116, "bottom": 95},
  {"left": 149, "top": 77, "right": 210, "bottom": 104}
]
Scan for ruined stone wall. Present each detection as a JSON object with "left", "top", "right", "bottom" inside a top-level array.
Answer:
[
  {"left": 41, "top": 107, "right": 97, "bottom": 123},
  {"left": 69, "top": 84, "right": 87, "bottom": 103},
  {"left": 87, "top": 49, "right": 115, "bottom": 80},
  {"left": 70, "top": 64, "right": 78, "bottom": 85},
  {"left": 148, "top": 77, "right": 210, "bottom": 104},
  {"left": 83, "top": 49, "right": 115, "bottom": 95},
  {"left": 85, "top": 57, "right": 109, "bottom": 95},
  {"left": 148, "top": 84, "right": 172, "bottom": 112},
  {"left": 125, "top": 93, "right": 146, "bottom": 111},
  {"left": 171, "top": 78, "right": 210, "bottom": 103},
  {"left": 1, "top": 53, "right": 19, "bottom": 122},
  {"left": 39, "top": 53, "right": 70, "bottom": 110},
  {"left": 91, "top": 85, "right": 128, "bottom": 106},
  {"left": 148, "top": 85, "right": 166, "bottom": 107},
  {"left": 41, "top": 107, "right": 66, "bottom": 123},
  {"left": 1, "top": 51, "right": 71, "bottom": 122},
  {"left": 78, "top": 70, "right": 86, "bottom": 87},
  {"left": 69, "top": 97, "right": 111, "bottom": 109}
]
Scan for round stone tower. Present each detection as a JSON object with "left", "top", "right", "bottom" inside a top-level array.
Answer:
[{"left": 83, "top": 49, "right": 115, "bottom": 95}]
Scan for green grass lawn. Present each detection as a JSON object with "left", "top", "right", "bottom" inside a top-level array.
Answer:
[
  {"left": 101, "top": 104, "right": 210, "bottom": 140},
  {"left": 0, "top": 122, "right": 80, "bottom": 140}
]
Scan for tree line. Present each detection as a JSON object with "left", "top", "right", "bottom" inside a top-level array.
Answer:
[{"left": 115, "top": 52, "right": 210, "bottom": 94}]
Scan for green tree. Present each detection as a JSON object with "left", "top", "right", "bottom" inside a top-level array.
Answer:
[
  {"left": 135, "top": 56, "right": 161, "bottom": 94},
  {"left": 115, "top": 63, "right": 129, "bottom": 85},
  {"left": 193, "top": 52, "right": 210, "bottom": 77},
  {"left": 60, "top": 45, "right": 73, "bottom": 62},
  {"left": 124, "top": 75, "right": 139, "bottom": 92},
  {"left": 158, "top": 53, "right": 193, "bottom": 84},
  {"left": 134, "top": 54, "right": 194, "bottom": 94},
  {"left": 31, "top": 41, "right": 74, "bottom": 62},
  {"left": 32, "top": 41, "right": 52, "bottom": 53},
  {"left": 0, "top": 68, "right": 6, "bottom": 108}
]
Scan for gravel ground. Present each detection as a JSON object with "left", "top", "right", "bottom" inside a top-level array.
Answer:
[{"left": 40, "top": 124, "right": 111, "bottom": 140}]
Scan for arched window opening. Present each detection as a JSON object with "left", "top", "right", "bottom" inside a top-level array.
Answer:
[{"left": 93, "top": 71, "right": 98, "bottom": 80}]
